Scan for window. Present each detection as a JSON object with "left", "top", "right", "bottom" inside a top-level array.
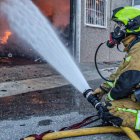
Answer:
[
  {"left": 85, "top": 0, "right": 107, "bottom": 28},
  {"left": 132, "top": 0, "right": 140, "bottom": 8}
]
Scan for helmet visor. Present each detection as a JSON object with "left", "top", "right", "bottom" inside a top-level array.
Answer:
[{"left": 113, "top": 22, "right": 126, "bottom": 35}]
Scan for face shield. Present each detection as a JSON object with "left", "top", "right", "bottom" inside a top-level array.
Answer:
[{"left": 107, "top": 22, "right": 126, "bottom": 48}]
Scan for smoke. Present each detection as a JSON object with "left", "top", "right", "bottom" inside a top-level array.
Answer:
[
  {"left": 0, "top": 0, "right": 91, "bottom": 92},
  {"left": 0, "top": 0, "right": 40, "bottom": 58}
]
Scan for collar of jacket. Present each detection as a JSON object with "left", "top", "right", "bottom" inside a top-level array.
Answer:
[{"left": 122, "top": 35, "right": 137, "bottom": 52}]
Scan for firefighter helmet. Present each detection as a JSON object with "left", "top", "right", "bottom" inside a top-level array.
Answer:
[{"left": 112, "top": 6, "right": 140, "bottom": 34}]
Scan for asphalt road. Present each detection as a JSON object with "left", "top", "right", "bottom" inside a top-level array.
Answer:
[
  {"left": 0, "top": 84, "right": 130, "bottom": 140},
  {"left": 0, "top": 63, "right": 133, "bottom": 140}
]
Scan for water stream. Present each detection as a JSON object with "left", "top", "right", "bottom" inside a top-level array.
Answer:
[{"left": 0, "top": 0, "right": 91, "bottom": 93}]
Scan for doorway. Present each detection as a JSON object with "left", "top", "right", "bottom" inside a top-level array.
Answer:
[{"left": 33, "top": 0, "right": 76, "bottom": 55}]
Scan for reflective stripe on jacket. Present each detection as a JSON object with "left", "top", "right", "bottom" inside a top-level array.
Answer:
[{"left": 107, "top": 42, "right": 140, "bottom": 100}]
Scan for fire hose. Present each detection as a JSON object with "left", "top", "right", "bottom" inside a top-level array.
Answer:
[
  {"left": 21, "top": 89, "right": 140, "bottom": 140},
  {"left": 21, "top": 43, "right": 140, "bottom": 140},
  {"left": 21, "top": 117, "right": 140, "bottom": 140},
  {"left": 21, "top": 126, "right": 139, "bottom": 140}
]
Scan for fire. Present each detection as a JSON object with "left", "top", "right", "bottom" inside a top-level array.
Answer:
[{"left": 0, "top": 31, "right": 12, "bottom": 45}]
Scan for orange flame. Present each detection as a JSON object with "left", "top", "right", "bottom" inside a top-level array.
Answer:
[{"left": 0, "top": 31, "right": 12, "bottom": 45}]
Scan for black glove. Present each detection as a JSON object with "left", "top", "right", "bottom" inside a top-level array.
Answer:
[
  {"left": 97, "top": 103, "right": 123, "bottom": 126},
  {"left": 84, "top": 91, "right": 123, "bottom": 126}
]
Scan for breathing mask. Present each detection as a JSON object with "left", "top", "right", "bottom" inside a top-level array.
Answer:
[
  {"left": 107, "top": 6, "right": 140, "bottom": 48},
  {"left": 107, "top": 22, "right": 126, "bottom": 48},
  {"left": 95, "top": 6, "right": 140, "bottom": 82}
]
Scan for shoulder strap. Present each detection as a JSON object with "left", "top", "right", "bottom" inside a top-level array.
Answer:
[{"left": 128, "top": 36, "right": 140, "bottom": 51}]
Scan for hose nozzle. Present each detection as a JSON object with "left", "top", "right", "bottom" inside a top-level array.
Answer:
[
  {"left": 83, "top": 89, "right": 101, "bottom": 110},
  {"left": 83, "top": 89, "right": 93, "bottom": 98},
  {"left": 83, "top": 89, "right": 123, "bottom": 126}
]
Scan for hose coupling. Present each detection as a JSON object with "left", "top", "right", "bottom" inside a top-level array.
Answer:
[
  {"left": 83, "top": 89, "right": 93, "bottom": 98},
  {"left": 83, "top": 89, "right": 101, "bottom": 109}
]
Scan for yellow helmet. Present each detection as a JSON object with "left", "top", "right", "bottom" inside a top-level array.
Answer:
[{"left": 112, "top": 6, "right": 140, "bottom": 34}]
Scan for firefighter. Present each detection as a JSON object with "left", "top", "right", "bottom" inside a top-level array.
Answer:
[{"left": 94, "top": 6, "right": 140, "bottom": 129}]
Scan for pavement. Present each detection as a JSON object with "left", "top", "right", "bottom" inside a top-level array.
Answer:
[{"left": 0, "top": 62, "right": 132, "bottom": 140}]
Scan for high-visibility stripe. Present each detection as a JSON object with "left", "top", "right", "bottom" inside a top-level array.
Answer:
[
  {"left": 107, "top": 92, "right": 114, "bottom": 101},
  {"left": 113, "top": 79, "right": 117, "bottom": 86},
  {"left": 117, "top": 108, "right": 140, "bottom": 130},
  {"left": 135, "top": 111, "right": 140, "bottom": 130},
  {"left": 106, "top": 79, "right": 117, "bottom": 88},
  {"left": 117, "top": 108, "right": 137, "bottom": 115},
  {"left": 125, "top": 56, "right": 131, "bottom": 62},
  {"left": 106, "top": 81, "right": 114, "bottom": 87}
]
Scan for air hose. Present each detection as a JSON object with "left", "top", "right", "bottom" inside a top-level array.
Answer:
[
  {"left": 95, "top": 42, "right": 124, "bottom": 82},
  {"left": 94, "top": 42, "right": 114, "bottom": 82}
]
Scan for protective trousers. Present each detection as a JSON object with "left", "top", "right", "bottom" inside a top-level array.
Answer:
[{"left": 107, "top": 99, "right": 140, "bottom": 130}]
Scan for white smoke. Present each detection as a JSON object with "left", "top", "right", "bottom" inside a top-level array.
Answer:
[{"left": 0, "top": 0, "right": 91, "bottom": 93}]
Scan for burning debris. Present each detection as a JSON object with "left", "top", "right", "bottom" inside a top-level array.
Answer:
[
  {"left": 0, "top": 31, "right": 12, "bottom": 45},
  {"left": 0, "top": 0, "right": 71, "bottom": 65}
]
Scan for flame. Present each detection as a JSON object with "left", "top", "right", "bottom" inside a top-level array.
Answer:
[{"left": 0, "top": 31, "right": 12, "bottom": 45}]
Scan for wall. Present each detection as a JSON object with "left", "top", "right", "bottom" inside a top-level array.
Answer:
[{"left": 78, "top": 0, "right": 132, "bottom": 63}]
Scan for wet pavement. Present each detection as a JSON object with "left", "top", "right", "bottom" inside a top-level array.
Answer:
[
  {"left": 0, "top": 80, "right": 130, "bottom": 140},
  {"left": 1, "top": 113, "right": 129, "bottom": 140},
  {"left": 0, "top": 62, "right": 133, "bottom": 140}
]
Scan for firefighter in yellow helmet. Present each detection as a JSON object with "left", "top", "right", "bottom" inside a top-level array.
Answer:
[{"left": 94, "top": 6, "right": 140, "bottom": 129}]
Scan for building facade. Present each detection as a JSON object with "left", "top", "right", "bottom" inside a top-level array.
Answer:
[
  {"left": 37, "top": 0, "right": 136, "bottom": 63},
  {"left": 25, "top": 0, "right": 137, "bottom": 63},
  {"left": 1, "top": 0, "right": 140, "bottom": 63},
  {"left": 75, "top": 0, "right": 133, "bottom": 63}
]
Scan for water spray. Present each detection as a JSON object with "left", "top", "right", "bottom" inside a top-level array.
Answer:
[
  {"left": 0, "top": 0, "right": 90, "bottom": 93},
  {"left": 0, "top": 0, "right": 123, "bottom": 127}
]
